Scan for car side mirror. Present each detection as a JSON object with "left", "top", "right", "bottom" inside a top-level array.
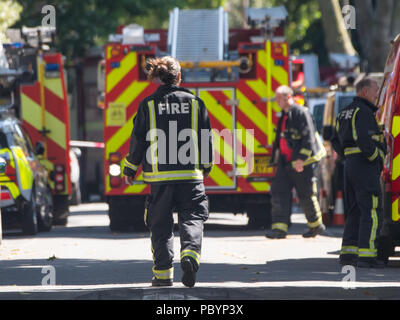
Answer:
[
  {"left": 0, "top": 157, "right": 6, "bottom": 173},
  {"left": 35, "top": 141, "right": 45, "bottom": 156}
]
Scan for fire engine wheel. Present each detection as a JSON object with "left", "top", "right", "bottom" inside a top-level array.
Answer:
[
  {"left": 37, "top": 188, "right": 53, "bottom": 232},
  {"left": 246, "top": 204, "right": 272, "bottom": 230},
  {"left": 52, "top": 195, "right": 70, "bottom": 226},
  {"left": 108, "top": 197, "right": 146, "bottom": 232},
  {"left": 22, "top": 190, "right": 38, "bottom": 236}
]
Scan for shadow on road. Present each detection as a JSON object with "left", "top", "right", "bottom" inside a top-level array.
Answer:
[{"left": 0, "top": 256, "right": 399, "bottom": 288}]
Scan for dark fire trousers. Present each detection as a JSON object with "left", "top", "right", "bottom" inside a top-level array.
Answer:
[
  {"left": 340, "top": 155, "right": 382, "bottom": 262},
  {"left": 271, "top": 161, "right": 322, "bottom": 232},
  {"left": 145, "top": 182, "right": 209, "bottom": 280}
]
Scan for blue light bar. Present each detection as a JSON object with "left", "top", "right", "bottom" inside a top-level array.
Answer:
[{"left": 45, "top": 63, "right": 59, "bottom": 71}]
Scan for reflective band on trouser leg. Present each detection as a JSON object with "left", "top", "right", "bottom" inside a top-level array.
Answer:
[
  {"left": 143, "top": 170, "right": 204, "bottom": 183},
  {"left": 340, "top": 246, "right": 359, "bottom": 256},
  {"left": 369, "top": 195, "right": 379, "bottom": 251},
  {"left": 152, "top": 266, "right": 174, "bottom": 280},
  {"left": 181, "top": 249, "right": 201, "bottom": 267},
  {"left": 148, "top": 100, "right": 158, "bottom": 173},
  {"left": 272, "top": 223, "right": 288, "bottom": 232},
  {"left": 307, "top": 194, "right": 323, "bottom": 228},
  {"left": 358, "top": 248, "right": 377, "bottom": 258},
  {"left": 192, "top": 99, "right": 199, "bottom": 170}
]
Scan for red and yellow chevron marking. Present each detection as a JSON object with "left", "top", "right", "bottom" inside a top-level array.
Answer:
[
  {"left": 104, "top": 41, "right": 288, "bottom": 196},
  {"left": 390, "top": 115, "right": 400, "bottom": 221},
  {"left": 20, "top": 53, "right": 71, "bottom": 195}
]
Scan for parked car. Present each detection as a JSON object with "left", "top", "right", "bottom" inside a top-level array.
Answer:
[
  {"left": 0, "top": 115, "right": 53, "bottom": 235},
  {"left": 69, "top": 147, "right": 81, "bottom": 205}
]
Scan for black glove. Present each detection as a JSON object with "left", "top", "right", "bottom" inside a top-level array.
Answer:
[{"left": 123, "top": 166, "right": 137, "bottom": 179}]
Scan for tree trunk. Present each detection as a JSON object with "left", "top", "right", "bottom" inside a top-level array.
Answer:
[
  {"left": 354, "top": 0, "right": 396, "bottom": 72},
  {"left": 317, "top": 0, "right": 356, "bottom": 55}
]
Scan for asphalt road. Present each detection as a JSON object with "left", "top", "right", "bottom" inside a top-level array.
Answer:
[{"left": 0, "top": 203, "right": 399, "bottom": 300}]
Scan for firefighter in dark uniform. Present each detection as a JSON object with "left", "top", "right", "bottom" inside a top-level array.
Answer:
[
  {"left": 123, "top": 56, "right": 214, "bottom": 287},
  {"left": 265, "top": 85, "right": 327, "bottom": 239},
  {"left": 331, "top": 78, "right": 386, "bottom": 268}
]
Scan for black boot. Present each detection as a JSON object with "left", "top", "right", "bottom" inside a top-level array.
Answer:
[
  {"left": 181, "top": 257, "right": 197, "bottom": 288},
  {"left": 302, "top": 224, "right": 326, "bottom": 238},
  {"left": 151, "top": 277, "right": 173, "bottom": 287}
]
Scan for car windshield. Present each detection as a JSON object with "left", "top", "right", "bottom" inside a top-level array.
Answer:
[
  {"left": 0, "top": 131, "right": 8, "bottom": 149},
  {"left": 337, "top": 95, "right": 355, "bottom": 113},
  {"left": 312, "top": 103, "right": 325, "bottom": 134}
]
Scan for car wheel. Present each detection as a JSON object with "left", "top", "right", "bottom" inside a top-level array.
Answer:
[
  {"left": 22, "top": 190, "right": 38, "bottom": 235},
  {"left": 37, "top": 188, "right": 53, "bottom": 232}
]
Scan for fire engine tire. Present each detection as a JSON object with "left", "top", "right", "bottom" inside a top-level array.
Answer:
[
  {"left": 52, "top": 195, "right": 70, "bottom": 226},
  {"left": 22, "top": 191, "right": 38, "bottom": 236},
  {"left": 69, "top": 183, "right": 82, "bottom": 206},
  {"left": 108, "top": 197, "right": 146, "bottom": 232},
  {"left": 246, "top": 204, "right": 272, "bottom": 229},
  {"left": 377, "top": 235, "right": 393, "bottom": 265},
  {"left": 37, "top": 188, "right": 53, "bottom": 232}
]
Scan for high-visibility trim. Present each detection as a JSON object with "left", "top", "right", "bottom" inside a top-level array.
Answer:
[
  {"left": 148, "top": 100, "right": 158, "bottom": 173},
  {"left": 344, "top": 147, "right": 362, "bottom": 156},
  {"left": 340, "top": 246, "right": 359, "bottom": 255},
  {"left": 367, "top": 148, "right": 379, "bottom": 161},
  {"left": 358, "top": 248, "right": 377, "bottom": 258},
  {"left": 300, "top": 148, "right": 312, "bottom": 157},
  {"left": 144, "top": 207, "right": 148, "bottom": 227},
  {"left": 181, "top": 249, "right": 200, "bottom": 266},
  {"left": 291, "top": 133, "right": 326, "bottom": 167},
  {"left": 352, "top": 107, "right": 360, "bottom": 141},
  {"left": 272, "top": 222, "right": 288, "bottom": 232},
  {"left": 143, "top": 170, "right": 204, "bottom": 182},
  {"left": 152, "top": 266, "right": 174, "bottom": 280},
  {"left": 392, "top": 153, "right": 400, "bottom": 181},
  {"left": 124, "top": 158, "right": 138, "bottom": 171},
  {"left": 191, "top": 99, "right": 199, "bottom": 170},
  {"left": 11, "top": 147, "right": 34, "bottom": 200},
  {"left": 307, "top": 216, "right": 322, "bottom": 228},
  {"left": 391, "top": 115, "right": 400, "bottom": 138},
  {"left": 371, "top": 134, "right": 383, "bottom": 143},
  {"left": 308, "top": 195, "right": 322, "bottom": 228},
  {"left": 203, "top": 163, "right": 213, "bottom": 169},
  {"left": 370, "top": 195, "right": 379, "bottom": 250}
]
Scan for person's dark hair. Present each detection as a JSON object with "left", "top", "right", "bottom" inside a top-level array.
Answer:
[
  {"left": 355, "top": 77, "right": 375, "bottom": 93},
  {"left": 145, "top": 56, "right": 181, "bottom": 85}
]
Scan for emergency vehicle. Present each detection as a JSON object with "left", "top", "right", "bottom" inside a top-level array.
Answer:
[
  {"left": 1, "top": 26, "right": 72, "bottom": 226},
  {"left": 102, "top": 6, "right": 291, "bottom": 231},
  {"left": 376, "top": 33, "right": 400, "bottom": 263}
]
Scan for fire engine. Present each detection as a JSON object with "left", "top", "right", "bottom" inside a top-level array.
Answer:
[
  {"left": 2, "top": 26, "right": 72, "bottom": 225},
  {"left": 102, "top": 6, "right": 291, "bottom": 231},
  {"left": 376, "top": 33, "right": 400, "bottom": 264}
]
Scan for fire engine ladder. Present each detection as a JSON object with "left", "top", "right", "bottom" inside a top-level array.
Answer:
[{"left": 167, "top": 7, "right": 228, "bottom": 62}]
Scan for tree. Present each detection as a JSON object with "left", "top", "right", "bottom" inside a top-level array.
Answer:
[
  {"left": 353, "top": 0, "right": 398, "bottom": 72},
  {"left": 0, "top": 0, "right": 22, "bottom": 43}
]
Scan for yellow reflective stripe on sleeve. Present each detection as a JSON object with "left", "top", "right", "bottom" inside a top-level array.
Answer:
[
  {"left": 192, "top": 99, "right": 199, "bottom": 170},
  {"left": 181, "top": 249, "right": 200, "bottom": 266},
  {"left": 344, "top": 147, "right": 362, "bottom": 155},
  {"left": 300, "top": 148, "right": 312, "bottom": 157},
  {"left": 148, "top": 100, "right": 158, "bottom": 173},
  {"left": 340, "top": 246, "right": 359, "bottom": 255},
  {"left": 203, "top": 163, "right": 213, "bottom": 169},
  {"left": 124, "top": 158, "right": 138, "bottom": 171},
  {"left": 352, "top": 107, "right": 360, "bottom": 141},
  {"left": 367, "top": 148, "right": 379, "bottom": 161},
  {"left": 272, "top": 223, "right": 288, "bottom": 232},
  {"left": 370, "top": 195, "right": 379, "bottom": 250},
  {"left": 152, "top": 266, "right": 174, "bottom": 280}
]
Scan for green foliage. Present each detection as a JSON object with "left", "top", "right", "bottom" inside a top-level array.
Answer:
[{"left": 0, "top": 0, "right": 22, "bottom": 43}]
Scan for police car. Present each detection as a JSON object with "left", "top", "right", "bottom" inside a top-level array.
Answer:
[{"left": 0, "top": 115, "right": 53, "bottom": 235}]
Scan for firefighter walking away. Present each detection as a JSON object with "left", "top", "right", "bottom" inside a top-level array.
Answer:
[
  {"left": 123, "top": 56, "right": 213, "bottom": 287},
  {"left": 332, "top": 78, "right": 386, "bottom": 268},
  {"left": 265, "top": 85, "right": 327, "bottom": 239}
]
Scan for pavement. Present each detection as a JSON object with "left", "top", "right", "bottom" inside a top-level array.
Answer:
[{"left": 0, "top": 203, "right": 399, "bottom": 300}]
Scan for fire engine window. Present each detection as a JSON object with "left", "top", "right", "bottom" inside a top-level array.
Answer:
[{"left": 0, "top": 131, "right": 8, "bottom": 149}]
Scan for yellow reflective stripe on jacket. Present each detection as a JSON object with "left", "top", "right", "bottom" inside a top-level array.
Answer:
[
  {"left": 367, "top": 148, "right": 379, "bottom": 161},
  {"left": 352, "top": 107, "right": 360, "bottom": 141},
  {"left": 124, "top": 158, "right": 138, "bottom": 171},
  {"left": 344, "top": 147, "right": 362, "bottom": 156},
  {"left": 181, "top": 249, "right": 200, "bottom": 266},
  {"left": 152, "top": 266, "right": 174, "bottom": 280},
  {"left": 143, "top": 170, "right": 203, "bottom": 182},
  {"left": 192, "top": 99, "right": 199, "bottom": 170},
  {"left": 370, "top": 195, "right": 379, "bottom": 250},
  {"left": 272, "top": 222, "right": 288, "bottom": 232},
  {"left": 340, "top": 246, "right": 359, "bottom": 255},
  {"left": 291, "top": 133, "right": 326, "bottom": 167},
  {"left": 371, "top": 134, "right": 384, "bottom": 143},
  {"left": 148, "top": 100, "right": 158, "bottom": 173}
]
